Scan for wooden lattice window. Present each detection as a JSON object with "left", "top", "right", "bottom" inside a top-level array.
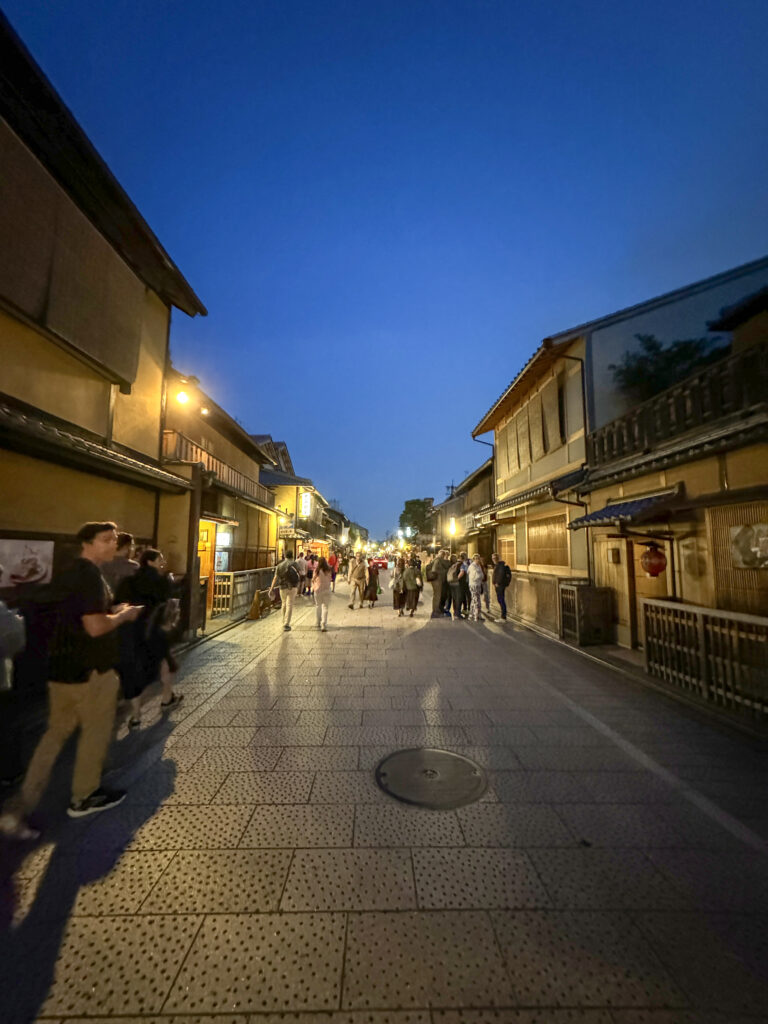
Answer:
[
  {"left": 499, "top": 535, "right": 515, "bottom": 568},
  {"left": 527, "top": 514, "right": 568, "bottom": 566}
]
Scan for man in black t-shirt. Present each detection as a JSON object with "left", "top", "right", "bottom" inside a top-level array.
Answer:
[{"left": 0, "top": 522, "right": 143, "bottom": 840}]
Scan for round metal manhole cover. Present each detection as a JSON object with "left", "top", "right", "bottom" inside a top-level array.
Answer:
[{"left": 374, "top": 748, "right": 488, "bottom": 809}]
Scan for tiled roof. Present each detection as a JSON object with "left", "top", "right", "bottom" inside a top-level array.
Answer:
[
  {"left": 568, "top": 493, "right": 676, "bottom": 530},
  {"left": 0, "top": 401, "right": 191, "bottom": 491}
]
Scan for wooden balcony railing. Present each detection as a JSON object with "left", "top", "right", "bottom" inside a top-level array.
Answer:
[
  {"left": 588, "top": 342, "right": 768, "bottom": 467},
  {"left": 162, "top": 430, "right": 275, "bottom": 509},
  {"left": 643, "top": 597, "right": 768, "bottom": 721}
]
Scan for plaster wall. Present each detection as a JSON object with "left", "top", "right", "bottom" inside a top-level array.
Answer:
[
  {"left": 0, "top": 308, "right": 110, "bottom": 435},
  {"left": 0, "top": 448, "right": 155, "bottom": 538},
  {"left": 112, "top": 289, "right": 168, "bottom": 458}
]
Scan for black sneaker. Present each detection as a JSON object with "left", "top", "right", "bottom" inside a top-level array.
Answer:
[
  {"left": 283, "top": 624, "right": 291, "bottom": 631},
  {"left": 67, "top": 787, "right": 126, "bottom": 818}
]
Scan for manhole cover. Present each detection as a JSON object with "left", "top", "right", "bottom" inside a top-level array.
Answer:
[{"left": 374, "top": 748, "right": 488, "bottom": 809}]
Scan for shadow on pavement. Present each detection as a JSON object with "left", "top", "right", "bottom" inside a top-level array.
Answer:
[{"left": 0, "top": 715, "right": 176, "bottom": 1024}]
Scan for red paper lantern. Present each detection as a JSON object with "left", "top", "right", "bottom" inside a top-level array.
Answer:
[{"left": 640, "top": 542, "right": 667, "bottom": 578}]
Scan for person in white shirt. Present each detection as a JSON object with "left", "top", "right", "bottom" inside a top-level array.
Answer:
[
  {"left": 467, "top": 554, "right": 486, "bottom": 622},
  {"left": 295, "top": 551, "right": 308, "bottom": 597},
  {"left": 312, "top": 556, "right": 333, "bottom": 631}
]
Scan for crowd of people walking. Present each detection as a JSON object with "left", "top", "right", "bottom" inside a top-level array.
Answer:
[{"left": 270, "top": 546, "right": 510, "bottom": 633}]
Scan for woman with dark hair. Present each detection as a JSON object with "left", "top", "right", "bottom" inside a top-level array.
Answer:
[
  {"left": 403, "top": 558, "right": 423, "bottom": 617},
  {"left": 363, "top": 559, "right": 379, "bottom": 608},
  {"left": 116, "top": 548, "right": 182, "bottom": 728},
  {"left": 390, "top": 557, "right": 406, "bottom": 617},
  {"left": 312, "top": 556, "right": 333, "bottom": 631}
]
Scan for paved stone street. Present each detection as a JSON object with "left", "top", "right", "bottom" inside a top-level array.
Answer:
[{"left": 2, "top": 574, "right": 768, "bottom": 1023}]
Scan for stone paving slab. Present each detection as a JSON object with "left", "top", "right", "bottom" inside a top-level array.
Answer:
[
  {"left": 4, "top": 579, "right": 768, "bottom": 1022},
  {"left": 163, "top": 913, "right": 346, "bottom": 1013}
]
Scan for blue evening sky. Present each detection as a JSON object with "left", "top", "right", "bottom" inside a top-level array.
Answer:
[{"left": 4, "top": 0, "right": 768, "bottom": 537}]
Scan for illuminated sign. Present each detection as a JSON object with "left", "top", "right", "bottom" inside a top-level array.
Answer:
[{"left": 299, "top": 492, "right": 312, "bottom": 517}]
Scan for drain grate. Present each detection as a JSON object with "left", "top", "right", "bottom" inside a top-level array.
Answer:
[{"left": 374, "top": 747, "right": 487, "bottom": 809}]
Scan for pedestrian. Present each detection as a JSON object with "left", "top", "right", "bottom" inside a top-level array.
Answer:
[
  {"left": 467, "top": 554, "right": 485, "bottom": 621},
  {"left": 271, "top": 549, "right": 300, "bottom": 631},
  {"left": 312, "top": 556, "right": 333, "bottom": 631},
  {"left": 101, "top": 532, "right": 139, "bottom": 592},
  {"left": 0, "top": 522, "right": 144, "bottom": 839},
  {"left": 479, "top": 555, "right": 491, "bottom": 614},
  {"left": 427, "top": 549, "right": 451, "bottom": 618},
  {"left": 347, "top": 552, "right": 367, "bottom": 610},
  {"left": 459, "top": 551, "right": 471, "bottom": 615},
  {"left": 390, "top": 557, "right": 406, "bottom": 616},
  {"left": 116, "top": 548, "right": 183, "bottom": 728},
  {"left": 403, "top": 557, "right": 423, "bottom": 617},
  {"left": 328, "top": 549, "right": 339, "bottom": 591},
  {"left": 295, "top": 551, "right": 308, "bottom": 597},
  {"left": 491, "top": 552, "right": 511, "bottom": 621},
  {"left": 363, "top": 559, "right": 379, "bottom": 608},
  {"left": 446, "top": 555, "right": 466, "bottom": 621}
]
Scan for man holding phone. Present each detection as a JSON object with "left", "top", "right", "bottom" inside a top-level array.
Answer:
[{"left": 0, "top": 521, "right": 144, "bottom": 839}]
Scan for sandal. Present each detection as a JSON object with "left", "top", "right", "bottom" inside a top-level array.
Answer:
[
  {"left": 128, "top": 717, "right": 141, "bottom": 729},
  {"left": 161, "top": 693, "right": 184, "bottom": 709}
]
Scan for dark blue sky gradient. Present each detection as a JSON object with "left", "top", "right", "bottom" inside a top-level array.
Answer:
[{"left": 5, "top": 0, "right": 768, "bottom": 536}]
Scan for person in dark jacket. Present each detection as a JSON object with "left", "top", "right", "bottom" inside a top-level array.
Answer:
[
  {"left": 391, "top": 558, "right": 407, "bottom": 616},
  {"left": 116, "top": 548, "right": 182, "bottom": 727},
  {"left": 363, "top": 561, "right": 379, "bottom": 608},
  {"left": 491, "top": 552, "right": 509, "bottom": 620},
  {"left": 429, "top": 550, "right": 451, "bottom": 618},
  {"left": 446, "top": 556, "right": 466, "bottom": 621},
  {"left": 403, "top": 558, "right": 423, "bottom": 617}
]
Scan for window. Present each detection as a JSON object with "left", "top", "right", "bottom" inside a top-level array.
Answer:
[
  {"left": 516, "top": 410, "right": 531, "bottom": 469},
  {"left": 499, "top": 536, "right": 515, "bottom": 568},
  {"left": 542, "top": 378, "right": 561, "bottom": 453},
  {"left": 557, "top": 378, "right": 567, "bottom": 444},
  {"left": 527, "top": 514, "right": 568, "bottom": 566},
  {"left": 529, "top": 394, "right": 545, "bottom": 461}
]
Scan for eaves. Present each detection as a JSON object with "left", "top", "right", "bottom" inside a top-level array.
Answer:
[{"left": 1, "top": 400, "right": 191, "bottom": 493}]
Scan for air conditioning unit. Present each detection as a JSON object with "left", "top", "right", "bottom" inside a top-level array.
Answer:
[{"left": 559, "top": 582, "right": 613, "bottom": 646}]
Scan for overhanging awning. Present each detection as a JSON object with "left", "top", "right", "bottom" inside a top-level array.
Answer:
[
  {"left": 0, "top": 400, "right": 191, "bottom": 493},
  {"left": 568, "top": 493, "right": 677, "bottom": 530}
]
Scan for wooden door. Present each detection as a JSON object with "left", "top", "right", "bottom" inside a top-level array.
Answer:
[{"left": 198, "top": 520, "right": 217, "bottom": 612}]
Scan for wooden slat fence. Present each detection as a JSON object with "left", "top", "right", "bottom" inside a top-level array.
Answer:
[{"left": 643, "top": 598, "right": 768, "bottom": 720}]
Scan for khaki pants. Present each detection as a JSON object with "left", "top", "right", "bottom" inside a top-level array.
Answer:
[
  {"left": 7, "top": 669, "right": 119, "bottom": 814},
  {"left": 349, "top": 579, "right": 365, "bottom": 607},
  {"left": 314, "top": 590, "right": 331, "bottom": 627},
  {"left": 280, "top": 586, "right": 296, "bottom": 626}
]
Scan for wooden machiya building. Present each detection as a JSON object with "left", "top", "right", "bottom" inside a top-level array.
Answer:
[
  {"left": 472, "top": 255, "right": 768, "bottom": 649},
  {"left": 0, "top": 15, "right": 207, "bottom": 626},
  {"left": 570, "top": 285, "right": 768, "bottom": 716},
  {"left": 162, "top": 371, "right": 279, "bottom": 623},
  {"left": 473, "top": 340, "right": 592, "bottom": 636},
  {"left": 430, "top": 460, "right": 494, "bottom": 560}
]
